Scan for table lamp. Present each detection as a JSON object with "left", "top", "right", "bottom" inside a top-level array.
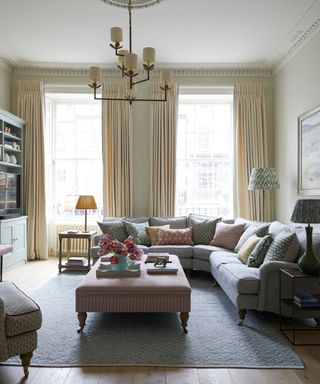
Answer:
[
  {"left": 291, "top": 199, "right": 320, "bottom": 275},
  {"left": 75, "top": 195, "right": 97, "bottom": 232},
  {"left": 248, "top": 167, "right": 280, "bottom": 220}
]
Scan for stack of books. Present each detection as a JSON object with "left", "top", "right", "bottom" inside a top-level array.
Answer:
[
  {"left": 294, "top": 292, "right": 320, "bottom": 308},
  {"left": 66, "top": 257, "right": 86, "bottom": 266}
]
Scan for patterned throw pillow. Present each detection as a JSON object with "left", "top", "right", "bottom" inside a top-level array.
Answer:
[
  {"left": 156, "top": 228, "right": 194, "bottom": 245},
  {"left": 264, "top": 231, "right": 300, "bottom": 263},
  {"left": 187, "top": 214, "right": 221, "bottom": 245},
  {"left": 234, "top": 223, "right": 270, "bottom": 253},
  {"left": 123, "top": 220, "right": 150, "bottom": 246},
  {"left": 237, "top": 234, "right": 261, "bottom": 264},
  {"left": 247, "top": 235, "right": 273, "bottom": 268},
  {"left": 146, "top": 225, "right": 170, "bottom": 245},
  {"left": 210, "top": 222, "right": 246, "bottom": 250},
  {"left": 97, "top": 220, "right": 128, "bottom": 242}
]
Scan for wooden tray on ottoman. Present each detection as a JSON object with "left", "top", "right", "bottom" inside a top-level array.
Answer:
[{"left": 75, "top": 254, "right": 191, "bottom": 333}]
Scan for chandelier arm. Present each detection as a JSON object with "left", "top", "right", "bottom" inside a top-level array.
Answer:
[{"left": 131, "top": 69, "right": 150, "bottom": 86}]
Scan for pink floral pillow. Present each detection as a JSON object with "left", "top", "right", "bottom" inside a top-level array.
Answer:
[{"left": 156, "top": 227, "right": 194, "bottom": 245}]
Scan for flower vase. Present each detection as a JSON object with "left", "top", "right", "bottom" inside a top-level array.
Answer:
[{"left": 111, "top": 255, "right": 129, "bottom": 271}]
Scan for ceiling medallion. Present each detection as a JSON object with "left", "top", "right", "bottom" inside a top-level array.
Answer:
[{"left": 101, "top": 0, "right": 164, "bottom": 9}]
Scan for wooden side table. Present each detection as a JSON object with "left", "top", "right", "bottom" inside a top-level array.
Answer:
[{"left": 58, "top": 231, "right": 97, "bottom": 273}]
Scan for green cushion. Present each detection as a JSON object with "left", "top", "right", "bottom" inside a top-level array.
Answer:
[
  {"left": 187, "top": 214, "right": 221, "bottom": 245},
  {"left": 97, "top": 220, "right": 128, "bottom": 242},
  {"left": 149, "top": 216, "right": 187, "bottom": 229},
  {"left": 247, "top": 235, "right": 273, "bottom": 268},
  {"left": 123, "top": 220, "right": 150, "bottom": 246}
]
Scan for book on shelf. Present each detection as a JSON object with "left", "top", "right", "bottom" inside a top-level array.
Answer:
[
  {"left": 147, "top": 263, "right": 178, "bottom": 274},
  {"left": 294, "top": 292, "right": 320, "bottom": 308},
  {"left": 66, "top": 257, "right": 86, "bottom": 265}
]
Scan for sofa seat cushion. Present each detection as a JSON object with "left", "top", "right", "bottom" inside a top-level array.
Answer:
[
  {"left": 209, "top": 251, "right": 240, "bottom": 270},
  {"left": 218, "top": 264, "right": 260, "bottom": 294},
  {"left": 148, "top": 245, "right": 193, "bottom": 259},
  {"left": 194, "top": 245, "right": 233, "bottom": 262},
  {"left": 0, "top": 282, "right": 42, "bottom": 337}
]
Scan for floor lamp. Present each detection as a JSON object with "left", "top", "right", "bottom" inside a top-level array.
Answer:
[
  {"left": 248, "top": 167, "right": 280, "bottom": 221},
  {"left": 75, "top": 195, "right": 97, "bottom": 232}
]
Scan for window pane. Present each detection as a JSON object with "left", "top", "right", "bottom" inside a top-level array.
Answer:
[
  {"left": 176, "top": 92, "right": 234, "bottom": 218},
  {"left": 45, "top": 94, "right": 103, "bottom": 220}
]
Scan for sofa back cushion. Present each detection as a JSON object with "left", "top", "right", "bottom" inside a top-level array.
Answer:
[
  {"left": 149, "top": 216, "right": 187, "bottom": 229},
  {"left": 146, "top": 225, "right": 170, "bottom": 245},
  {"left": 247, "top": 235, "right": 273, "bottom": 268},
  {"left": 234, "top": 223, "right": 270, "bottom": 253},
  {"left": 264, "top": 230, "right": 300, "bottom": 263},
  {"left": 187, "top": 214, "right": 221, "bottom": 245},
  {"left": 156, "top": 227, "right": 194, "bottom": 245},
  {"left": 237, "top": 234, "right": 261, "bottom": 264},
  {"left": 210, "top": 222, "right": 246, "bottom": 250}
]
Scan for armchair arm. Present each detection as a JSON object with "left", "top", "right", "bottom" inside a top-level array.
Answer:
[{"left": 0, "top": 297, "right": 9, "bottom": 361}]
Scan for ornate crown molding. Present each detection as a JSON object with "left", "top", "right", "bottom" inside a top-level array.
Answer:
[
  {"left": 0, "top": 54, "right": 15, "bottom": 72},
  {"left": 11, "top": 65, "right": 272, "bottom": 78},
  {"left": 270, "top": 0, "right": 320, "bottom": 73}
]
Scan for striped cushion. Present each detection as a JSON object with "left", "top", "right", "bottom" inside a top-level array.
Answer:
[{"left": 210, "top": 222, "right": 246, "bottom": 250}]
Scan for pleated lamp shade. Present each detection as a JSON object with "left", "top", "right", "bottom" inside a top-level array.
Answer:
[
  {"left": 75, "top": 195, "right": 97, "bottom": 232},
  {"left": 248, "top": 168, "right": 280, "bottom": 190}
]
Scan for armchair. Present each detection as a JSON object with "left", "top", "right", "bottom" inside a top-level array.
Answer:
[{"left": 0, "top": 281, "right": 42, "bottom": 377}]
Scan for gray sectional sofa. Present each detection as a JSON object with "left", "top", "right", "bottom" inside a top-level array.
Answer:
[{"left": 90, "top": 214, "right": 320, "bottom": 324}]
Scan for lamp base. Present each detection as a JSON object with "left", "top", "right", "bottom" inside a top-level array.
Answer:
[{"left": 298, "top": 225, "right": 320, "bottom": 275}]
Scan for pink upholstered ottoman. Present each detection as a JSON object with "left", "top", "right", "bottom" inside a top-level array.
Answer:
[{"left": 75, "top": 254, "right": 191, "bottom": 333}]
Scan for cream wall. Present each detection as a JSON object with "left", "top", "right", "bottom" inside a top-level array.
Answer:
[
  {"left": 11, "top": 69, "right": 273, "bottom": 217},
  {"left": 0, "top": 64, "right": 11, "bottom": 110},
  {"left": 274, "top": 29, "right": 320, "bottom": 223}
]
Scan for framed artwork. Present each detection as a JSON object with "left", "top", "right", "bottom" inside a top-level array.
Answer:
[{"left": 298, "top": 103, "right": 320, "bottom": 195}]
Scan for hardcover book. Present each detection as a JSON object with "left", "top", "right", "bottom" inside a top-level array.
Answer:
[{"left": 147, "top": 263, "right": 178, "bottom": 274}]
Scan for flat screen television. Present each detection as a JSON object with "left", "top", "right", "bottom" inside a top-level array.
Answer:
[{"left": 0, "top": 172, "right": 21, "bottom": 218}]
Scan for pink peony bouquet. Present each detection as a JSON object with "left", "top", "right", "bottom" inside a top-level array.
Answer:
[{"left": 98, "top": 234, "right": 143, "bottom": 264}]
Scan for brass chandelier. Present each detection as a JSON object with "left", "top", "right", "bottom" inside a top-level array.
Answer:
[{"left": 89, "top": 0, "right": 172, "bottom": 105}]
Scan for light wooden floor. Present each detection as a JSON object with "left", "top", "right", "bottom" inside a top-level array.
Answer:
[{"left": 1, "top": 259, "right": 320, "bottom": 384}]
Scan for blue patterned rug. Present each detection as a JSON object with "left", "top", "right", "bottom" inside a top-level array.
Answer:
[{"left": 5, "top": 271, "right": 303, "bottom": 368}]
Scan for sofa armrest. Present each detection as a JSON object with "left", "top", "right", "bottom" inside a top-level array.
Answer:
[
  {"left": 92, "top": 234, "right": 103, "bottom": 247},
  {"left": 257, "top": 261, "right": 299, "bottom": 313}
]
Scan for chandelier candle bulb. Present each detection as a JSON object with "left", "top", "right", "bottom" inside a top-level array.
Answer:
[
  {"left": 89, "top": 66, "right": 101, "bottom": 82},
  {"left": 118, "top": 49, "right": 129, "bottom": 64},
  {"left": 143, "top": 47, "right": 155, "bottom": 65},
  {"left": 161, "top": 69, "right": 172, "bottom": 85},
  {"left": 110, "top": 27, "right": 123, "bottom": 43},
  {"left": 125, "top": 53, "right": 138, "bottom": 70}
]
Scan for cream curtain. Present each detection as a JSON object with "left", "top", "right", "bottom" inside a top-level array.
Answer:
[
  {"left": 16, "top": 80, "right": 48, "bottom": 260},
  {"left": 102, "top": 83, "right": 132, "bottom": 217},
  {"left": 149, "top": 84, "right": 178, "bottom": 216},
  {"left": 235, "top": 83, "right": 272, "bottom": 221}
]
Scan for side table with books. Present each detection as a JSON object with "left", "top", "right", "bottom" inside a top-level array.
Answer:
[
  {"left": 279, "top": 268, "right": 320, "bottom": 345},
  {"left": 58, "top": 230, "right": 97, "bottom": 273}
]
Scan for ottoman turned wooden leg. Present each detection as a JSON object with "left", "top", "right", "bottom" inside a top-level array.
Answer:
[
  {"left": 77, "top": 312, "right": 87, "bottom": 333},
  {"left": 180, "top": 312, "right": 189, "bottom": 333}
]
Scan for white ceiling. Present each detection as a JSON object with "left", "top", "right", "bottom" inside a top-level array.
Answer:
[{"left": 1, "top": 0, "right": 320, "bottom": 71}]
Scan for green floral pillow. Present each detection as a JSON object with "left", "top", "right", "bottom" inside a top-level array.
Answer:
[{"left": 123, "top": 220, "right": 150, "bottom": 246}]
